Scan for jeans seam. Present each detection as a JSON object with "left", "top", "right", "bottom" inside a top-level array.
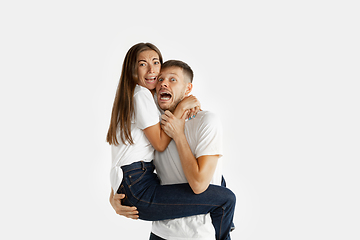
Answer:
[
  {"left": 124, "top": 175, "right": 227, "bottom": 240},
  {"left": 127, "top": 182, "right": 225, "bottom": 208},
  {"left": 127, "top": 169, "right": 147, "bottom": 186},
  {"left": 122, "top": 166, "right": 144, "bottom": 174},
  {"left": 218, "top": 208, "right": 224, "bottom": 240}
]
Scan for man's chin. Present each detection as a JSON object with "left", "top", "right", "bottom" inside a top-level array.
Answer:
[
  {"left": 158, "top": 103, "right": 169, "bottom": 111},
  {"left": 159, "top": 102, "right": 174, "bottom": 112}
]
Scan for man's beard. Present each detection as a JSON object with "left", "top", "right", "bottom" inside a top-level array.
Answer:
[{"left": 161, "top": 97, "right": 182, "bottom": 113}]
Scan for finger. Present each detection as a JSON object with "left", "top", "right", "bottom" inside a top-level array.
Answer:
[
  {"left": 113, "top": 196, "right": 138, "bottom": 210},
  {"left": 193, "top": 106, "right": 200, "bottom": 117},
  {"left": 196, "top": 99, "right": 201, "bottom": 109},
  {"left": 113, "top": 193, "right": 125, "bottom": 200},
  {"left": 191, "top": 108, "right": 196, "bottom": 118},
  {"left": 116, "top": 205, "right": 138, "bottom": 214},
  {"left": 161, "top": 119, "right": 167, "bottom": 126},
  {"left": 114, "top": 205, "right": 138, "bottom": 216},
  {"left": 118, "top": 210, "right": 139, "bottom": 219},
  {"left": 113, "top": 194, "right": 138, "bottom": 211},
  {"left": 191, "top": 95, "right": 200, "bottom": 108},
  {"left": 164, "top": 110, "right": 174, "bottom": 118},
  {"left": 188, "top": 108, "right": 194, "bottom": 120},
  {"left": 181, "top": 110, "right": 190, "bottom": 120},
  {"left": 161, "top": 114, "right": 168, "bottom": 121},
  {"left": 161, "top": 124, "right": 170, "bottom": 135},
  {"left": 125, "top": 213, "right": 139, "bottom": 220}
]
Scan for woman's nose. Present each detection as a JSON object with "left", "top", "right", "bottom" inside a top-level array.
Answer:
[{"left": 148, "top": 65, "right": 155, "bottom": 73}]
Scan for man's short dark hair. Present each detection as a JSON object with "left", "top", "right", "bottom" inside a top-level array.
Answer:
[{"left": 161, "top": 60, "right": 194, "bottom": 83}]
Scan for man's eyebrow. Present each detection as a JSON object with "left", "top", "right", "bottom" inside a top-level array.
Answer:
[{"left": 158, "top": 73, "right": 179, "bottom": 78}]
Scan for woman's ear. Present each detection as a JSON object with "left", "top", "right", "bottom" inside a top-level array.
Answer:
[{"left": 185, "top": 83, "right": 193, "bottom": 95}]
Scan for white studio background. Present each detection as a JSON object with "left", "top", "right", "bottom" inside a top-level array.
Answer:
[{"left": 0, "top": 0, "right": 359, "bottom": 239}]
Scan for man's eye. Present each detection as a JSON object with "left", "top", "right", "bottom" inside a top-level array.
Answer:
[
  {"left": 154, "top": 61, "right": 160, "bottom": 65},
  {"left": 158, "top": 78, "right": 163, "bottom": 81},
  {"left": 171, "top": 78, "right": 176, "bottom": 81}
]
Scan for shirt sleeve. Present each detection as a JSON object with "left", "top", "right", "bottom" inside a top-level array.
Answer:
[
  {"left": 195, "top": 112, "right": 223, "bottom": 158},
  {"left": 133, "top": 88, "right": 161, "bottom": 130}
]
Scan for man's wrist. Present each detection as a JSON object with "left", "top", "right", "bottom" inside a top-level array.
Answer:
[{"left": 173, "top": 132, "right": 186, "bottom": 143}]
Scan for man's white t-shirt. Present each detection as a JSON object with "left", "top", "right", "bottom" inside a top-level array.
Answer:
[
  {"left": 152, "top": 111, "right": 224, "bottom": 240},
  {"left": 110, "top": 85, "right": 160, "bottom": 193}
]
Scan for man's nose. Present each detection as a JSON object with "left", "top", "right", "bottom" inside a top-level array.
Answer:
[{"left": 160, "top": 80, "right": 168, "bottom": 87}]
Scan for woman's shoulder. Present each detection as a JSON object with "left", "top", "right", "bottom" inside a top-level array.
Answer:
[
  {"left": 135, "top": 84, "right": 145, "bottom": 91},
  {"left": 133, "top": 84, "right": 158, "bottom": 116},
  {"left": 134, "top": 85, "right": 154, "bottom": 101},
  {"left": 134, "top": 84, "right": 150, "bottom": 95}
]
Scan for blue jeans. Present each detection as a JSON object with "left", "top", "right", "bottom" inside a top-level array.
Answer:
[{"left": 117, "top": 161, "right": 236, "bottom": 240}]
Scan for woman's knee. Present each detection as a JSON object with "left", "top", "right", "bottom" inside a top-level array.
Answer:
[{"left": 223, "top": 187, "right": 236, "bottom": 207}]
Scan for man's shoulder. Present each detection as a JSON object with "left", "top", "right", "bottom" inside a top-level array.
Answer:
[
  {"left": 185, "top": 111, "right": 222, "bottom": 134},
  {"left": 198, "top": 110, "right": 218, "bottom": 117},
  {"left": 195, "top": 111, "right": 221, "bottom": 126}
]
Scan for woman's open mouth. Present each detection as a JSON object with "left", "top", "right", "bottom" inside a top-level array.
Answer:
[{"left": 145, "top": 77, "right": 157, "bottom": 83}]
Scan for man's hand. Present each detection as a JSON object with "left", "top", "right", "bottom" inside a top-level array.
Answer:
[
  {"left": 109, "top": 189, "right": 139, "bottom": 220},
  {"left": 161, "top": 110, "right": 188, "bottom": 140}
]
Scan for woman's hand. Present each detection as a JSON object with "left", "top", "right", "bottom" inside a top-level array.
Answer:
[
  {"left": 109, "top": 189, "right": 139, "bottom": 220},
  {"left": 174, "top": 95, "right": 201, "bottom": 119},
  {"left": 161, "top": 110, "right": 188, "bottom": 140},
  {"left": 187, "top": 106, "right": 201, "bottom": 120}
]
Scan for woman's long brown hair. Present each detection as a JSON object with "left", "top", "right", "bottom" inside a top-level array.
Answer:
[{"left": 106, "top": 43, "right": 163, "bottom": 145}]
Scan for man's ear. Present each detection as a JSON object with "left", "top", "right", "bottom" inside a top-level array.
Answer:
[{"left": 185, "top": 82, "right": 193, "bottom": 95}]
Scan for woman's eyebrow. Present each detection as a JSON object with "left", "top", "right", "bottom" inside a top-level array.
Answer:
[{"left": 138, "top": 58, "right": 158, "bottom": 63}]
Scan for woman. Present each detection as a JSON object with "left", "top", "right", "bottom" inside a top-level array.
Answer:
[{"left": 107, "top": 43, "right": 235, "bottom": 240}]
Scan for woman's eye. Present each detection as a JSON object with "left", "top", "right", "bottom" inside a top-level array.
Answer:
[
  {"left": 171, "top": 78, "right": 176, "bottom": 81},
  {"left": 154, "top": 61, "right": 160, "bottom": 65},
  {"left": 139, "top": 63, "right": 145, "bottom": 67},
  {"left": 158, "top": 78, "right": 163, "bottom": 82}
]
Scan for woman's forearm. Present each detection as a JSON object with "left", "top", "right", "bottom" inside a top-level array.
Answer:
[
  {"left": 143, "top": 123, "right": 172, "bottom": 152},
  {"left": 173, "top": 102, "right": 187, "bottom": 119}
]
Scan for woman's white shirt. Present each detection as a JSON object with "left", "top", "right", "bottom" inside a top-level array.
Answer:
[{"left": 110, "top": 85, "right": 160, "bottom": 193}]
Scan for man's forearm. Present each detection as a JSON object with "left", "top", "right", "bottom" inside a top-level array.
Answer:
[
  {"left": 161, "top": 110, "right": 215, "bottom": 194},
  {"left": 173, "top": 134, "right": 205, "bottom": 194}
]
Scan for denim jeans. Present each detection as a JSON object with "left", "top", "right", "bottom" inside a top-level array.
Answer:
[{"left": 117, "top": 161, "right": 236, "bottom": 240}]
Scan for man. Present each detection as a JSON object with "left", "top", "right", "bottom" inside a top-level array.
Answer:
[{"left": 110, "top": 60, "right": 235, "bottom": 239}]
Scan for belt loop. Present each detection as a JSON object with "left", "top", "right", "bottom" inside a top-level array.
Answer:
[{"left": 141, "top": 161, "right": 145, "bottom": 170}]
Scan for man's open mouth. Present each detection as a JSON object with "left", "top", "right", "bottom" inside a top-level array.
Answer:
[{"left": 159, "top": 90, "right": 172, "bottom": 101}]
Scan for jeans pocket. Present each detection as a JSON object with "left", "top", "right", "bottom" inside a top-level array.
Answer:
[{"left": 127, "top": 169, "right": 146, "bottom": 186}]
